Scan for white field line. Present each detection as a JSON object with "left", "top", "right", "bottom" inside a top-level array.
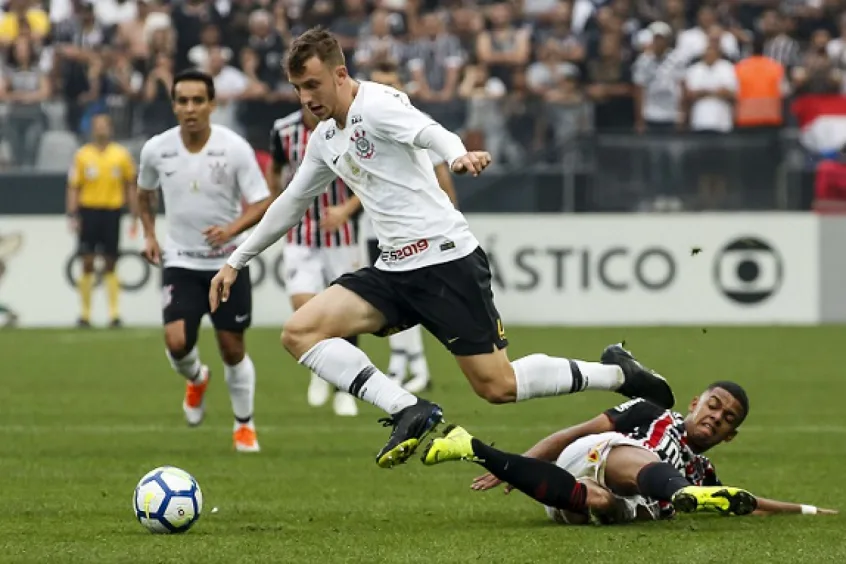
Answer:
[
  {"left": 0, "top": 424, "right": 842, "bottom": 435},
  {"left": 53, "top": 330, "right": 161, "bottom": 343}
]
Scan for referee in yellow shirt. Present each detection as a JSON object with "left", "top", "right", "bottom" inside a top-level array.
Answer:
[{"left": 66, "top": 114, "right": 138, "bottom": 328}]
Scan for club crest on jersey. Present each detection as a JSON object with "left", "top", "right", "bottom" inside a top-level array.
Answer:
[
  {"left": 352, "top": 128, "right": 375, "bottom": 160},
  {"left": 325, "top": 127, "right": 336, "bottom": 140},
  {"left": 208, "top": 161, "right": 228, "bottom": 185}
]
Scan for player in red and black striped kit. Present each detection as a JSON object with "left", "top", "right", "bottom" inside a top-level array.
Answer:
[
  {"left": 268, "top": 108, "right": 362, "bottom": 416},
  {"left": 424, "top": 345, "right": 838, "bottom": 523}
]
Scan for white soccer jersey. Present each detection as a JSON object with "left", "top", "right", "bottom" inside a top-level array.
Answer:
[
  {"left": 358, "top": 148, "right": 445, "bottom": 244},
  {"left": 227, "top": 81, "right": 478, "bottom": 272},
  {"left": 137, "top": 125, "right": 271, "bottom": 271}
]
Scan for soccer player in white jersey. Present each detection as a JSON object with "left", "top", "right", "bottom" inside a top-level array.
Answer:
[
  {"left": 366, "top": 64, "right": 460, "bottom": 394},
  {"left": 137, "top": 69, "right": 272, "bottom": 453},
  {"left": 209, "top": 28, "right": 673, "bottom": 469},
  {"left": 269, "top": 107, "right": 360, "bottom": 416}
]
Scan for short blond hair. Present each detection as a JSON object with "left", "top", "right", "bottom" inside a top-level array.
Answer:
[{"left": 285, "top": 26, "right": 345, "bottom": 77}]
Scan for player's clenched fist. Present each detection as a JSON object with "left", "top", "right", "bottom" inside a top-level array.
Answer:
[
  {"left": 209, "top": 264, "right": 239, "bottom": 313},
  {"left": 451, "top": 151, "right": 492, "bottom": 177}
]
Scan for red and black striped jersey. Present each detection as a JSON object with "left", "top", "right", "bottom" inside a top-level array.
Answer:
[
  {"left": 604, "top": 398, "right": 721, "bottom": 519},
  {"left": 270, "top": 111, "right": 356, "bottom": 248},
  {"left": 604, "top": 398, "right": 721, "bottom": 487}
]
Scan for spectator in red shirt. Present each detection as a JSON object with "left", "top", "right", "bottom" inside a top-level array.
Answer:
[{"left": 813, "top": 143, "right": 846, "bottom": 213}]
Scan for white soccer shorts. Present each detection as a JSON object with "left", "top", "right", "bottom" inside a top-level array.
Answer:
[
  {"left": 544, "top": 431, "right": 661, "bottom": 525},
  {"left": 282, "top": 244, "right": 361, "bottom": 296}
]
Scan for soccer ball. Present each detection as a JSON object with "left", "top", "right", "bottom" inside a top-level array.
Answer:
[{"left": 133, "top": 466, "right": 203, "bottom": 533}]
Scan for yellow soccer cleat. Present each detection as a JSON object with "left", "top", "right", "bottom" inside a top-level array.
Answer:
[
  {"left": 420, "top": 424, "right": 479, "bottom": 466},
  {"left": 672, "top": 485, "right": 758, "bottom": 516}
]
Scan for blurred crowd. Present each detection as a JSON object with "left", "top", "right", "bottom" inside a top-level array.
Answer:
[{"left": 0, "top": 0, "right": 845, "bottom": 191}]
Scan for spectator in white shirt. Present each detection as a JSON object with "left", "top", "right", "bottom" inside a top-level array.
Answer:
[
  {"left": 94, "top": 0, "right": 138, "bottom": 28},
  {"left": 826, "top": 14, "right": 846, "bottom": 92},
  {"left": 205, "top": 46, "right": 247, "bottom": 133},
  {"left": 675, "top": 5, "right": 740, "bottom": 64},
  {"left": 682, "top": 42, "right": 738, "bottom": 133},
  {"left": 682, "top": 41, "right": 738, "bottom": 209}
]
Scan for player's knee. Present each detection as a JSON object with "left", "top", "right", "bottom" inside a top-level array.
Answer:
[
  {"left": 280, "top": 318, "right": 319, "bottom": 359},
  {"left": 164, "top": 332, "right": 188, "bottom": 357},
  {"left": 164, "top": 323, "right": 197, "bottom": 357},
  {"left": 584, "top": 481, "right": 616, "bottom": 513},
  {"left": 81, "top": 256, "right": 95, "bottom": 273},
  {"left": 218, "top": 337, "right": 245, "bottom": 365},
  {"left": 220, "top": 349, "right": 244, "bottom": 365},
  {"left": 471, "top": 380, "right": 516, "bottom": 404},
  {"left": 464, "top": 365, "right": 517, "bottom": 403}
]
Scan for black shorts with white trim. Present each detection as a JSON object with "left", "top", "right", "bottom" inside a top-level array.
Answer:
[{"left": 332, "top": 246, "right": 508, "bottom": 356}]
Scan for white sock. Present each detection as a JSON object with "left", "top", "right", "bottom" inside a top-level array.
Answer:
[
  {"left": 225, "top": 354, "right": 255, "bottom": 422},
  {"left": 166, "top": 347, "right": 204, "bottom": 382},
  {"left": 300, "top": 337, "right": 418, "bottom": 414},
  {"left": 403, "top": 326, "right": 429, "bottom": 379},
  {"left": 512, "top": 354, "right": 624, "bottom": 402},
  {"left": 387, "top": 332, "right": 409, "bottom": 377}
]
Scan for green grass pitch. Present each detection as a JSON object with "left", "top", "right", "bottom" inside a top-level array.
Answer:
[{"left": 1, "top": 326, "right": 844, "bottom": 563}]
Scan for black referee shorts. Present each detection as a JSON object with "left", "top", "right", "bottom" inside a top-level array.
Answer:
[
  {"left": 333, "top": 246, "right": 508, "bottom": 356},
  {"left": 78, "top": 207, "right": 121, "bottom": 257}
]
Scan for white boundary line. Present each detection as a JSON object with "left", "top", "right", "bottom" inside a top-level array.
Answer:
[{"left": 0, "top": 424, "right": 842, "bottom": 435}]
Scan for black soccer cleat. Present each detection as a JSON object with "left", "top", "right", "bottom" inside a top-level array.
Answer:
[
  {"left": 375, "top": 399, "right": 444, "bottom": 469},
  {"left": 601, "top": 342, "right": 675, "bottom": 409}
]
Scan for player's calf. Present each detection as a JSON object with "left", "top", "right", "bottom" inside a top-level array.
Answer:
[
  {"left": 547, "top": 479, "right": 627, "bottom": 525},
  {"left": 456, "top": 344, "right": 674, "bottom": 409},
  {"left": 164, "top": 322, "right": 209, "bottom": 426},
  {"left": 422, "top": 426, "right": 588, "bottom": 513},
  {"left": 455, "top": 350, "right": 517, "bottom": 403}
]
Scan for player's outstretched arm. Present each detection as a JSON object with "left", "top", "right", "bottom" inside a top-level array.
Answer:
[
  {"left": 433, "top": 162, "right": 458, "bottom": 207},
  {"left": 415, "top": 124, "right": 491, "bottom": 176},
  {"left": 369, "top": 87, "right": 491, "bottom": 177},
  {"left": 225, "top": 142, "right": 336, "bottom": 270},
  {"left": 210, "top": 167, "right": 327, "bottom": 313},
  {"left": 472, "top": 414, "right": 614, "bottom": 492},
  {"left": 751, "top": 497, "right": 838, "bottom": 516}
]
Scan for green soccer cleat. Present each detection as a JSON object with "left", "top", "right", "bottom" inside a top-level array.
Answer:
[
  {"left": 420, "top": 424, "right": 479, "bottom": 466},
  {"left": 671, "top": 485, "right": 758, "bottom": 516}
]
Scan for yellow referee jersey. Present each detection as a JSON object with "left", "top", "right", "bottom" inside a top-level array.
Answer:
[{"left": 69, "top": 143, "right": 136, "bottom": 210}]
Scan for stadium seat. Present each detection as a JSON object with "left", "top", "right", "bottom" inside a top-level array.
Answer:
[
  {"left": 120, "top": 137, "right": 148, "bottom": 163},
  {"left": 35, "top": 131, "right": 80, "bottom": 172},
  {"left": 0, "top": 139, "right": 12, "bottom": 167},
  {"left": 42, "top": 101, "right": 68, "bottom": 131}
]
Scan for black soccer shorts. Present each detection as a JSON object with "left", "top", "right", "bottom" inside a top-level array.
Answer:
[
  {"left": 333, "top": 246, "right": 508, "bottom": 356},
  {"left": 162, "top": 266, "right": 252, "bottom": 333},
  {"left": 78, "top": 207, "right": 121, "bottom": 257}
]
